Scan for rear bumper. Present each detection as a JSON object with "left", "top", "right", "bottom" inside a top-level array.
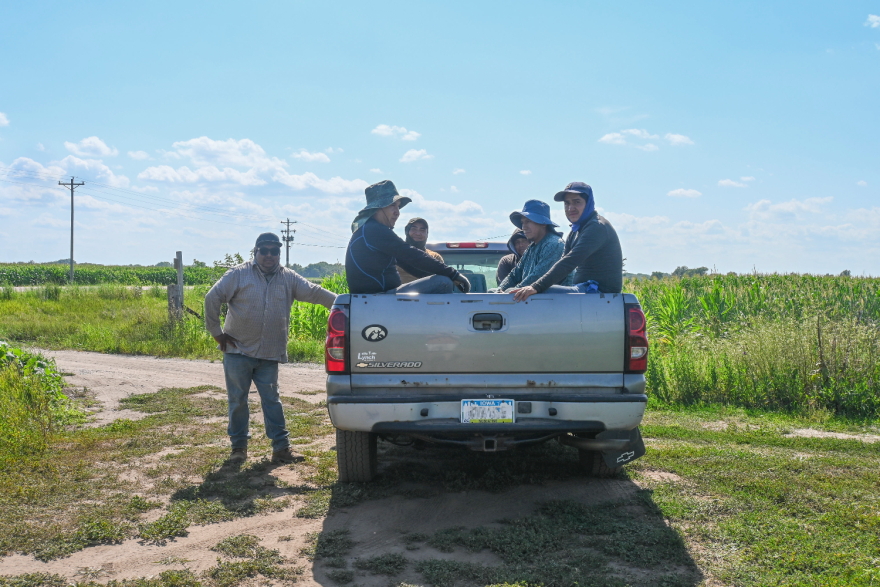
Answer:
[{"left": 327, "top": 395, "right": 647, "bottom": 434}]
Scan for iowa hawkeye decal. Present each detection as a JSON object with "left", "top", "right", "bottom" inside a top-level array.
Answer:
[{"left": 355, "top": 361, "right": 423, "bottom": 369}]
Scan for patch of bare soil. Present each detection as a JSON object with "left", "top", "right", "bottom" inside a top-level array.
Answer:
[
  {"left": 0, "top": 509, "right": 321, "bottom": 581},
  {"left": 784, "top": 428, "right": 880, "bottom": 443},
  {"left": 640, "top": 470, "right": 682, "bottom": 483},
  {"left": 39, "top": 349, "right": 327, "bottom": 426}
]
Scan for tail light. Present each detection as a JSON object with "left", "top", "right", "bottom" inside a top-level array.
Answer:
[
  {"left": 325, "top": 308, "right": 348, "bottom": 373},
  {"left": 625, "top": 304, "right": 648, "bottom": 373}
]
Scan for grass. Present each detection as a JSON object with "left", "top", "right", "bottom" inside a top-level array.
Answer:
[
  {"left": 1, "top": 392, "right": 879, "bottom": 585},
  {"left": 0, "top": 385, "right": 325, "bottom": 563},
  {"left": 0, "top": 277, "right": 347, "bottom": 362}
]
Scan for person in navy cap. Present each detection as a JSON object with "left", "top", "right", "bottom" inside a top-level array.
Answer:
[
  {"left": 345, "top": 180, "right": 471, "bottom": 294},
  {"left": 495, "top": 199, "right": 571, "bottom": 292},
  {"left": 510, "top": 182, "right": 622, "bottom": 302}
]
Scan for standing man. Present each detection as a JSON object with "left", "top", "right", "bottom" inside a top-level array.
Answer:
[
  {"left": 346, "top": 180, "right": 470, "bottom": 294},
  {"left": 205, "top": 232, "right": 337, "bottom": 465}
]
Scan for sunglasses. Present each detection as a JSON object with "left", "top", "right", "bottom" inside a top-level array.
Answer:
[{"left": 258, "top": 247, "right": 281, "bottom": 256}]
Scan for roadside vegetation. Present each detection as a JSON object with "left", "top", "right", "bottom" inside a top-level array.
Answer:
[
  {"left": 625, "top": 273, "right": 880, "bottom": 419},
  {"left": 0, "top": 274, "right": 348, "bottom": 363}
]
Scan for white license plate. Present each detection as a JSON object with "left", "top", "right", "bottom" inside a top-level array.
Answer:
[{"left": 460, "top": 399, "right": 515, "bottom": 424}]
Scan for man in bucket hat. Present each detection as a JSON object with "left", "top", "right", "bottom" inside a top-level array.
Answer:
[
  {"left": 495, "top": 199, "right": 571, "bottom": 292},
  {"left": 205, "top": 232, "right": 338, "bottom": 466},
  {"left": 510, "top": 182, "right": 622, "bottom": 302},
  {"left": 346, "top": 180, "right": 470, "bottom": 294}
]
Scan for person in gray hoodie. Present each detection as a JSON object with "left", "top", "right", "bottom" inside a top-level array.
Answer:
[
  {"left": 510, "top": 182, "right": 622, "bottom": 302},
  {"left": 495, "top": 228, "right": 529, "bottom": 285}
]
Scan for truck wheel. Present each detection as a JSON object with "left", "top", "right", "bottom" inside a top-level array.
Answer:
[
  {"left": 336, "top": 430, "right": 377, "bottom": 483},
  {"left": 579, "top": 449, "right": 622, "bottom": 478}
]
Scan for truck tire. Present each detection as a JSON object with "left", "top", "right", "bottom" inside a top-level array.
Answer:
[
  {"left": 579, "top": 449, "right": 622, "bottom": 478},
  {"left": 336, "top": 429, "right": 377, "bottom": 483}
]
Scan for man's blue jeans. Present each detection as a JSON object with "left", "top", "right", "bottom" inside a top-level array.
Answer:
[
  {"left": 543, "top": 280, "right": 601, "bottom": 294},
  {"left": 223, "top": 352, "right": 289, "bottom": 451}
]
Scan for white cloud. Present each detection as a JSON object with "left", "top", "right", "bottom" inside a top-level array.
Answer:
[
  {"left": 866, "top": 14, "right": 880, "bottom": 28},
  {"left": 400, "top": 188, "right": 482, "bottom": 216},
  {"left": 622, "top": 129, "right": 658, "bottom": 139},
  {"left": 453, "top": 168, "right": 465, "bottom": 175},
  {"left": 856, "top": 180, "right": 867, "bottom": 186},
  {"left": 138, "top": 164, "right": 266, "bottom": 186},
  {"left": 128, "top": 150, "right": 150, "bottom": 160},
  {"left": 36, "top": 143, "right": 45, "bottom": 151},
  {"left": 667, "top": 188, "right": 702, "bottom": 198},
  {"left": 520, "top": 170, "right": 532, "bottom": 175},
  {"left": 400, "top": 149, "right": 432, "bottom": 163},
  {"left": 171, "top": 137, "right": 285, "bottom": 170},
  {"left": 0, "top": 112, "right": 8, "bottom": 127},
  {"left": 58, "top": 155, "right": 130, "bottom": 187},
  {"left": 665, "top": 133, "right": 694, "bottom": 146},
  {"left": 451, "top": 186, "right": 459, "bottom": 193},
  {"left": 369, "top": 168, "right": 382, "bottom": 174},
  {"left": 718, "top": 179, "right": 747, "bottom": 188},
  {"left": 273, "top": 170, "right": 368, "bottom": 194},
  {"left": 325, "top": 147, "right": 343, "bottom": 153},
  {"left": 636, "top": 143, "right": 659, "bottom": 152},
  {"left": 741, "top": 176, "right": 755, "bottom": 182},
  {"left": 64, "top": 136, "right": 118, "bottom": 158},
  {"left": 745, "top": 197, "right": 832, "bottom": 222},
  {"left": 598, "top": 133, "right": 627, "bottom": 145},
  {"left": 291, "top": 149, "right": 331, "bottom": 163},
  {"left": 371, "top": 124, "right": 421, "bottom": 141}
]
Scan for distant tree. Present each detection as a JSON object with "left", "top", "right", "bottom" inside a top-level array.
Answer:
[
  {"left": 672, "top": 266, "right": 709, "bottom": 278},
  {"left": 651, "top": 271, "right": 667, "bottom": 280},
  {"left": 299, "top": 262, "right": 345, "bottom": 278},
  {"left": 289, "top": 263, "right": 306, "bottom": 273},
  {"left": 214, "top": 253, "right": 245, "bottom": 269},
  {"left": 840, "top": 269, "right": 851, "bottom": 277},
  {"left": 155, "top": 261, "right": 173, "bottom": 267},
  {"left": 191, "top": 259, "right": 207, "bottom": 267}
]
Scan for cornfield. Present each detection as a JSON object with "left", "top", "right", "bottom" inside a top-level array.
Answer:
[
  {"left": 0, "top": 264, "right": 228, "bottom": 286},
  {"left": 626, "top": 274, "right": 880, "bottom": 419}
]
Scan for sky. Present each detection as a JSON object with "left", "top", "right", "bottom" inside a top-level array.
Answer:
[{"left": 1, "top": 1, "right": 878, "bottom": 275}]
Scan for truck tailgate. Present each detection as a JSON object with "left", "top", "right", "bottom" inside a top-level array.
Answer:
[{"left": 348, "top": 292, "right": 625, "bottom": 373}]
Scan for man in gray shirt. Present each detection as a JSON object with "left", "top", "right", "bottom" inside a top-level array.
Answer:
[{"left": 205, "top": 232, "right": 337, "bottom": 465}]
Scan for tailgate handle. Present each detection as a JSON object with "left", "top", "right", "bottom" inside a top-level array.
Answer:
[{"left": 472, "top": 313, "right": 504, "bottom": 331}]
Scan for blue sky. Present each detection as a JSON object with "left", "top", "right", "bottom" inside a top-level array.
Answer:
[{"left": 1, "top": 1, "right": 878, "bottom": 274}]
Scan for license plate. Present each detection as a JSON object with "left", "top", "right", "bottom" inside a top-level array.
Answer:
[{"left": 461, "top": 399, "right": 515, "bottom": 424}]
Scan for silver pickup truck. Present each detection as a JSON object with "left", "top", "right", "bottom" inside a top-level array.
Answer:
[{"left": 324, "top": 241, "right": 649, "bottom": 482}]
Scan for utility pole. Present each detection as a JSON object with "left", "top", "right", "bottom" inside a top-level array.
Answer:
[
  {"left": 59, "top": 177, "right": 85, "bottom": 284},
  {"left": 280, "top": 218, "right": 297, "bottom": 268}
]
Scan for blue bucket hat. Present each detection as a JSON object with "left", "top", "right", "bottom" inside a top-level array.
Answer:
[
  {"left": 351, "top": 180, "right": 413, "bottom": 232},
  {"left": 554, "top": 181, "right": 593, "bottom": 202},
  {"left": 509, "top": 199, "right": 558, "bottom": 229}
]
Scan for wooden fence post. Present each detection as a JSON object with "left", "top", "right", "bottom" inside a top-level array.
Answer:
[{"left": 168, "top": 251, "right": 184, "bottom": 322}]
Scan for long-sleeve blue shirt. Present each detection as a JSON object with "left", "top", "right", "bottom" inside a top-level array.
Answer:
[
  {"left": 345, "top": 218, "right": 461, "bottom": 294},
  {"left": 497, "top": 232, "right": 572, "bottom": 291}
]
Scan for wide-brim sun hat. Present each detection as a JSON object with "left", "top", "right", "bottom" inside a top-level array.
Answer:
[
  {"left": 509, "top": 199, "right": 558, "bottom": 228},
  {"left": 554, "top": 181, "right": 593, "bottom": 202},
  {"left": 351, "top": 180, "right": 412, "bottom": 232}
]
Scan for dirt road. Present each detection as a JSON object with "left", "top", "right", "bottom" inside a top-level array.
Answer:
[
  {"left": 0, "top": 351, "right": 702, "bottom": 586},
  {"left": 39, "top": 349, "right": 327, "bottom": 426}
]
